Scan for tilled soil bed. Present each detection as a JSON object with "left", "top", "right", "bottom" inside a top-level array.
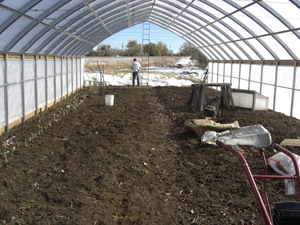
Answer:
[{"left": 0, "top": 86, "right": 300, "bottom": 225}]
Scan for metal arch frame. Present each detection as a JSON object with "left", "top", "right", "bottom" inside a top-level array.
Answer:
[
  {"left": 42, "top": 16, "right": 105, "bottom": 54},
  {"left": 47, "top": 1, "right": 150, "bottom": 55},
  {"left": 199, "top": 26, "right": 300, "bottom": 52},
  {"left": 19, "top": 0, "right": 97, "bottom": 53},
  {"left": 176, "top": 11, "right": 245, "bottom": 60},
  {"left": 151, "top": 11, "right": 195, "bottom": 33},
  {"left": 150, "top": 16, "right": 222, "bottom": 60},
  {"left": 126, "top": 0, "right": 131, "bottom": 27},
  {"left": 23, "top": 0, "right": 119, "bottom": 54},
  {"left": 257, "top": 1, "right": 299, "bottom": 60},
  {"left": 60, "top": 39, "right": 82, "bottom": 56},
  {"left": 35, "top": 3, "right": 106, "bottom": 54},
  {"left": 184, "top": 0, "right": 264, "bottom": 60},
  {"left": 4, "top": 1, "right": 70, "bottom": 52},
  {"left": 184, "top": 35, "right": 215, "bottom": 60},
  {"left": 153, "top": 0, "right": 247, "bottom": 60},
  {"left": 0, "top": 1, "right": 97, "bottom": 55},
  {"left": 238, "top": 1, "right": 296, "bottom": 60},
  {"left": 67, "top": 4, "right": 152, "bottom": 55},
  {"left": 165, "top": 0, "right": 195, "bottom": 29},
  {"left": 223, "top": 0, "right": 279, "bottom": 60},
  {"left": 0, "top": 0, "right": 299, "bottom": 60},
  {"left": 76, "top": 43, "right": 93, "bottom": 56},
  {"left": 174, "top": 23, "right": 232, "bottom": 60},
  {"left": 179, "top": 0, "right": 266, "bottom": 60},
  {"left": 49, "top": 22, "right": 105, "bottom": 55},
  {"left": 178, "top": 0, "right": 257, "bottom": 60},
  {"left": 291, "top": 0, "right": 300, "bottom": 9},
  {"left": 149, "top": 16, "right": 218, "bottom": 59},
  {"left": 62, "top": 7, "right": 150, "bottom": 55},
  {"left": 151, "top": 3, "right": 236, "bottom": 60},
  {"left": 150, "top": 8, "right": 224, "bottom": 60},
  {"left": 127, "top": 0, "right": 152, "bottom": 11},
  {"left": 0, "top": 0, "right": 40, "bottom": 35},
  {"left": 151, "top": 8, "right": 199, "bottom": 31},
  {"left": 82, "top": 0, "right": 112, "bottom": 35},
  {"left": 147, "top": 0, "right": 157, "bottom": 21}
]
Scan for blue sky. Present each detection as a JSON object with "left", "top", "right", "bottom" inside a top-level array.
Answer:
[{"left": 98, "top": 23, "right": 186, "bottom": 53}]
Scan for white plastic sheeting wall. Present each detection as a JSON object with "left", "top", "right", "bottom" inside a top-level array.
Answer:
[
  {"left": 208, "top": 62, "right": 300, "bottom": 119},
  {"left": 0, "top": 55, "right": 84, "bottom": 133}
]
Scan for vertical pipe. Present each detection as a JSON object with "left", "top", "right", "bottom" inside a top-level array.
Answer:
[
  {"left": 223, "top": 62, "right": 226, "bottom": 83},
  {"left": 273, "top": 61, "right": 279, "bottom": 111},
  {"left": 66, "top": 57, "right": 69, "bottom": 97},
  {"left": 80, "top": 57, "right": 82, "bottom": 89},
  {"left": 211, "top": 61, "right": 214, "bottom": 83},
  {"left": 238, "top": 61, "right": 242, "bottom": 89},
  {"left": 21, "top": 55, "right": 25, "bottom": 123},
  {"left": 230, "top": 61, "right": 233, "bottom": 85},
  {"left": 54, "top": 56, "right": 57, "bottom": 104},
  {"left": 45, "top": 55, "right": 48, "bottom": 110},
  {"left": 61, "top": 57, "right": 63, "bottom": 101},
  {"left": 248, "top": 61, "right": 252, "bottom": 90},
  {"left": 260, "top": 61, "right": 264, "bottom": 94},
  {"left": 71, "top": 57, "right": 74, "bottom": 94},
  {"left": 290, "top": 61, "right": 297, "bottom": 117},
  {"left": 216, "top": 61, "right": 219, "bottom": 84},
  {"left": 34, "top": 55, "right": 38, "bottom": 115},
  {"left": 4, "top": 53, "right": 9, "bottom": 132},
  {"left": 76, "top": 57, "right": 78, "bottom": 91}
]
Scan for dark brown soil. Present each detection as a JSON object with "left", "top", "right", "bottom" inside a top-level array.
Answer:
[{"left": 0, "top": 86, "right": 299, "bottom": 225}]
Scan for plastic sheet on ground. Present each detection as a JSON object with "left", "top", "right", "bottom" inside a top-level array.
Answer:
[
  {"left": 268, "top": 152, "right": 300, "bottom": 176},
  {"left": 201, "top": 124, "right": 272, "bottom": 148}
]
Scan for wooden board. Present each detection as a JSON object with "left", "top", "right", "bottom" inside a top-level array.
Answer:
[{"left": 280, "top": 139, "right": 300, "bottom": 147}]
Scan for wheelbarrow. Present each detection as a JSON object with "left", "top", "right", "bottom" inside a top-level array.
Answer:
[{"left": 216, "top": 141, "right": 300, "bottom": 225}]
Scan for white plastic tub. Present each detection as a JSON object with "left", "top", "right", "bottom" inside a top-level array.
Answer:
[{"left": 105, "top": 95, "right": 114, "bottom": 106}]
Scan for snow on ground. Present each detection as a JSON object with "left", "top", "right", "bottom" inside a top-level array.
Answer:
[
  {"left": 84, "top": 69, "right": 206, "bottom": 87},
  {"left": 84, "top": 57, "right": 206, "bottom": 87},
  {"left": 175, "top": 57, "right": 196, "bottom": 66}
]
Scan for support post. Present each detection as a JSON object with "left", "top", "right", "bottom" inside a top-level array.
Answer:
[
  {"left": 290, "top": 61, "right": 297, "bottom": 117},
  {"left": 76, "top": 57, "right": 78, "bottom": 91},
  {"left": 273, "top": 61, "right": 279, "bottom": 111},
  {"left": 216, "top": 61, "right": 219, "bottom": 84},
  {"left": 66, "top": 57, "right": 69, "bottom": 97},
  {"left": 45, "top": 55, "right": 48, "bottom": 110},
  {"left": 238, "top": 61, "right": 242, "bottom": 89},
  {"left": 80, "top": 57, "right": 82, "bottom": 89},
  {"left": 71, "top": 57, "right": 74, "bottom": 94},
  {"left": 260, "top": 61, "right": 264, "bottom": 94},
  {"left": 21, "top": 55, "right": 25, "bottom": 122},
  {"left": 4, "top": 54, "right": 9, "bottom": 132},
  {"left": 34, "top": 55, "right": 38, "bottom": 115},
  {"left": 61, "top": 57, "right": 63, "bottom": 101},
  {"left": 223, "top": 62, "right": 226, "bottom": 83},
  {"left": 211, "top": 62, "right": 214, "bottom": 83},
  {"left": 248, "top": 61, "right": 252, "bottom": 90},
  {"left": 54, "top": 56, "right": 57, "bottom": 104},
  {"left": 230, "top": 61, "right": 233, "bottom": 85}
]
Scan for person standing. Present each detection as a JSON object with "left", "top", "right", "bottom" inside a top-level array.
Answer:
[{"left": 131, "top": 58, "right": 141, "bottom": 86}]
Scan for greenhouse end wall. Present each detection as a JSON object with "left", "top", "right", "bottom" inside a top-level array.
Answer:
[
  {"left": 0, "top": 54, "right": 84, "bottom": 135},
  {"left": 208, "top": 61, "right": 300, "bottom": 119}
]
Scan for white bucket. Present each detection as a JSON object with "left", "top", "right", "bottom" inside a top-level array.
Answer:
[{"left": 105, "top": 95, "right": 114, "bottom": 106}]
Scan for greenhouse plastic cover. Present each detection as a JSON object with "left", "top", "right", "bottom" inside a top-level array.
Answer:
[{"left": 0, "top": 0, "right": 300, "bottom": 60}]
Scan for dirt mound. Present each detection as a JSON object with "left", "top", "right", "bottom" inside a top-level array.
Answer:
[{"left": 0, "top": 86, "right": 299, "bottom": 225}]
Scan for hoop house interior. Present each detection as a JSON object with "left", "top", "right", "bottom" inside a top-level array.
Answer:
[{"left": 0, "top": 0, "right": 300, "bottom": 133}]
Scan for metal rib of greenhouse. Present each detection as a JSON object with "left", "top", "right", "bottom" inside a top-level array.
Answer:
[{"left": 0, "top": 0, "right": 299, "bottom": 60}]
